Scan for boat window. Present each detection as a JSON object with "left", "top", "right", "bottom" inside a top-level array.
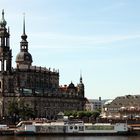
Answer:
[
  {"left": 85, "top": 125, "right": 114, "bottom": 130},
  {"left": 79, "top": 126, "right": 84, "bottom": 131},
  {"left": 70, "top": 126, "right": 73, "bottom": 129},
  {"left": 74, "top": 126, "right": 77, "bottom": 130}
]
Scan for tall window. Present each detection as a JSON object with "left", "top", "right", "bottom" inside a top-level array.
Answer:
[
  {"left": 5, "top": 38, "right": 6, "bottom": 46},
  {"left": 4, "top": 60, "right": 6, "bottom": 71},
  {"left": 0, "top": 61, "right": 1, "bottom": 71}
]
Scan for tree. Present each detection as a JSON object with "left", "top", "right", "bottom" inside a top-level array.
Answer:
[
  {"left": 19, "top": 103, "right": 35, "bottom": 120},
  {"left": 8, "top": 99, "right": 19, "bottom": 124},
  {"left": 8, "top": 100, "right": 19, "bottom": 116},
  {"left": 64, "top": 110, "right": 100, "bottom": 121},
  {"left": 64, "top": 111, "right": 72, "bottom": 117},
  {"left": 90, "top": 111, "right": 100, "bottom": 120},
  {"left": 77, "top": 111, "right": 85, "bottom": 119},
  {"left": 8, "top": 99, "right": 35, "bottom": 123}
]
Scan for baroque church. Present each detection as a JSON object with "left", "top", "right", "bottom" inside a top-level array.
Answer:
[{"left": 0, "top": 10, "right": 85, "bottom": 119}]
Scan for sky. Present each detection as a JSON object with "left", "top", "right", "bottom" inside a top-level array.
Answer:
[{"left": 1, "top": 0, "right": 140, "bottom": 99}]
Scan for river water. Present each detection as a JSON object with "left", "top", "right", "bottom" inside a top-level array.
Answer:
[{"left": 1, "top": 136, "right": 140, "bottom": 140}]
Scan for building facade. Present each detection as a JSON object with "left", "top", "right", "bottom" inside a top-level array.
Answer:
[
  {"left": 0, "top": 11, "right": 85, "bottom": 119},
  {"left": 102, "top": 95, "right": 140, "bottom": 120},
  {"left": 85, "top": 97, "right": 109, "bottom": 111}
]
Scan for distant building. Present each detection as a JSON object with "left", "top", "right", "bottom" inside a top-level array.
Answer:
[
  {"left": 102, "top": 95, "right": 140, "bottom": 120},
  {"left": 0, "top": 10, "right": 86, "bottom": 119},
  {"left": 85, "top": 97, "right": 109, "bottom": 111}
]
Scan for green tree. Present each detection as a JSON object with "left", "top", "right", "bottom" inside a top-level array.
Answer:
[
  {"left": 8, "top": 100, "right": 19, "bottom": 116},
  {"left": 64, "top": 111, "right": 72, "bottom": 117},
  {"left": 19, "top": 103, "right": 35, "bottom": 120},
  {"left": 8, "top": 99, "right": 35, "bottom": 123},
  {"left": 77, "top": 111, "right": 85, "bottom": 119},
  {"left": 72, "top": 111, "right": 77, "bottom": 118},
  {"left": 64, "top": 110, "right": 100, "bottom": 120},
  {"left": 91, "top": 111, "right": 100, "bottom": 119}
]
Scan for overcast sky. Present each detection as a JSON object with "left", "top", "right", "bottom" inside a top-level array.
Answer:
[{"left": 1, "top": 0, "right": 140, "bottom": 99}]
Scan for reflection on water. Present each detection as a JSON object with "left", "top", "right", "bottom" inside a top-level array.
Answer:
[{"left": 1, "top": 136, "right": 140, "bottom": 140}]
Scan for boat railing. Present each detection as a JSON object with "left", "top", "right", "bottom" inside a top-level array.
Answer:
[{"left": 16, "top": 121, "right": 33, "bottom": 127}]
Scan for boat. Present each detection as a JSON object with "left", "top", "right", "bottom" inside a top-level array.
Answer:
[
  {"left": 0, "top": 124, "right": 14, "bottom": 135},
  {"left": 15, "top": 120, "right": 130, "bottom": 136}
]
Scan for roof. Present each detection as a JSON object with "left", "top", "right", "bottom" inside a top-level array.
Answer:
[{"left": 104, "top": 95, "right": 140, "bottom": 108}]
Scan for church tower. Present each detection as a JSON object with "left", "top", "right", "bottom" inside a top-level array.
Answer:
[
  {"left": 16, "top": 15, "right": 32, "bottom": 68},
  {"left": 78, "top": 74, "right": 85, "bottom": 98},
  {"left": 0, "top": 10, "right": 13, "bottom": 97},
  {"left": 0, "top": 10, "right": 12, "bottom": 73}
]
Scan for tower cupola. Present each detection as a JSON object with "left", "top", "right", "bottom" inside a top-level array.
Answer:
[{"left": 16, "top": 14, "right": 33, "bottom": 68}]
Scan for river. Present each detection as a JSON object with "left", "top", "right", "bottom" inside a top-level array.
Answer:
[{"left": 1, "top": 136, "right": 140, "bottom": 140}]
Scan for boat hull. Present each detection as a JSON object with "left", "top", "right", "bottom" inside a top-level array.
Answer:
[
  {"left": 15, "top": 131, "right": 133, "bottom": 136},
  {"left": 15, "top": 131, "right": 35, "bottom": 136}
]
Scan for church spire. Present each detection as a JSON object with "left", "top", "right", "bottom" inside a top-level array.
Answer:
[
  {"left": 80, "top": 71, "right": 83, "bottom": 83},
  {"left": 21, "top": 13, "right": 27, "bottom": 41},
  {"left": 2, "top": 9, "right": 4, "bottom": 19},
  {"left": 0, "top": 9, "right": 7, "bottom": 27},
  {"left": 23, "top": 14, "right": 25, "bottom": 33},
  {"left": 16, "top": 13, "right": 33, "bottom": 67},
  {"left": 2, "top": 10, "right": 4, "bottom": 19},
  {"left": 20, "top": 14, "right": 28, "bottom": 52}
]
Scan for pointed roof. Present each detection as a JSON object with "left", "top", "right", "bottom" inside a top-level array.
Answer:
[
  {"left": 78, "top": 72, "right": 84, "bottom": 88},
  {"left": 21, "top": 13, "right": 27, "bottom": 40},
  {"left": 16, "top": 13, "right": 33, "bottom": 66},
  {"left": 0, "top": 9, "right": 7, "bottom": 27},
  {"left": 80, "top": 73, "right": 83, "bottom": 83}
]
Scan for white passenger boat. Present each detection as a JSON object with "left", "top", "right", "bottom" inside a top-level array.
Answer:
[{"left": 15, "top": 120, "right": 129, "bottom": 135}]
